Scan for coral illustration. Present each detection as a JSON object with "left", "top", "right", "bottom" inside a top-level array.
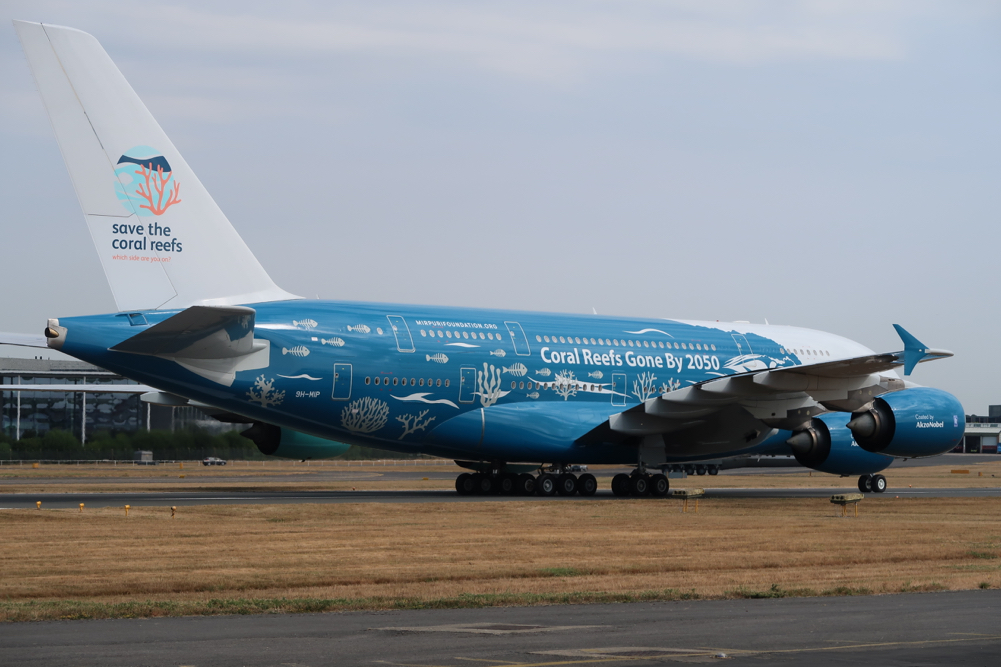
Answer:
[
  {"left": 396, "top": 410, "right": 436, "bottom": 439},
  {"left": 553, "top": 370, "right": 578, "bottom": 401},
  {"left": 632, "top": 371, "right": 659, "bottom": 402},
  {"left": 246, "top": 375, "right": 285, "bottom": 408},
  {"left": 659, "top": 378, "right": 681, "bottom": 394},
  {"left": 341, "top": 397, "right": 389, "bottom": 433},
  {"left": 132, "top": 163, "right": 181, "bottom": 215},
  {"left": 476, "top": 362, "right": 503, "bottom": 407}
]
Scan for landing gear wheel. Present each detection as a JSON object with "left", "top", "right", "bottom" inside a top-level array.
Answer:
[
  {"left": 577, "top": 473, "right": 598, "bottom": 497},
  {"left": 475, "top": 473, "right": 494, "bottom": 495},
  {"left": 708, "top": 466, "right": 719, "bottom": 476},
  {"left": 497, "top": 473, "right": 517, "bottom": 495},
  {"left": 516, "top": 473, "right": 537, "bottom": 496},
  {"left": 611, "top": 473, "right": 631, "bottom": 497},
  {"left": 858, "top": 475, "right": 873, "bottom": 493},
  {"left": 536, "top": 473, "right": 557, "bottom": 496},
  {"left": 650, "top": 473, "right": 670, "bottom": 497},
  {"left": 556, "top": 473, "right": 578, "bottom": 496},
  {"left": 696, "top": 466, "right": 707, "bottom": 476},
  {"left": 871, "top": 474, "right": 887, "bottom": 493},
  {"left": 630, "top": 474, "right": 650, "bottom": 496},
  {"left": 456, "top": 473, "right": 476, "bottom": 495}
]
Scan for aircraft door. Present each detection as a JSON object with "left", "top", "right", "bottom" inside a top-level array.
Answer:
[
  {"left": 504, "top": 321, "right": 531, "bottom": 356},
  {"left": 459, "top": 367, "right": 477, "bottom": 403},
  {"left": 332, "top": 363, "right": 352, "bottom": 400},
  {"left": 731, "top": 334, "right": 752, "bottom": 357},
  {"left": 387, "top": 315, "right": 415, "bottom": 353},
  {"left": 611, "top": 372, "right": 627, "bottom": 406}
]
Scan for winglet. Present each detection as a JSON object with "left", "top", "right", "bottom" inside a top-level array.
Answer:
[{"left": 892, "top": 324, "right": 953, "bottom": 375}]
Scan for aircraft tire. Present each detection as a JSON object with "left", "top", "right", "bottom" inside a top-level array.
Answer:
[
  {"left": 516, "top": 473, "right": 537, "bottom": 496},
  {"left": 556, "top": 473, "right": 578, "bottom": 496},
  {"left": 872, "top": 474, "right": 887, "bottom": 493},
  {"left": 577, "top": 473, "right": 598, "bottom": 496},
  {"left": 498, "top": 473, "right": 517, "bottom": 495},
  {"left": 857, "top": 475, "right": 872, "bottom": 493},
  {"left": 455, "top": 473, "right": 475, "bottom": 495},
  {"left": 650, "top": 473, "right": 669, "bottom": 497},
  {"left": 473, "top": 473, "right": 494, "bottom": 495},
  {"left": 696, "top": 466, "right": 706, "bottom": 476},
  {"left": 630, "top": 474, "right": 650, "bottom": 496},
  {"left": 611, "top": 473, "right": 631, "bottom": 497},
  {"left": 536, "top": 473, "right": 557, "bottom": 496},
  {"left": 708, "top": 466, "right": 719, "bottom": 476}
]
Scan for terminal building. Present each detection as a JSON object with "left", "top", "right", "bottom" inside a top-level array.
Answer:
[
  {"left": 2, "top": 357, "right": 1000, "bottom": 452},
  {"left": 1, "top": 357, "right": 229, "bottom": 442}
]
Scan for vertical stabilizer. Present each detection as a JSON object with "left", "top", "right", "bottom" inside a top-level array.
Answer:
[{"left": 14, "top": 21, "right": 299, "bottom": 311}]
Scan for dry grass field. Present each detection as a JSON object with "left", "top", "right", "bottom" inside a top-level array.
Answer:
[
  {"left": 1, "top": 459, "right": 999, "bottom": 494},
  {"left": 1, "top": 494, "right": 999, "bottom": 622}
]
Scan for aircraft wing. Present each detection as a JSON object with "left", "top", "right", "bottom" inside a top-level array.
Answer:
[
  {"left": 600, "top": 325, "right": 953, "bottom": 443},
  {"left": 0, "top": 333, "right": 49, "bottom": 349}
]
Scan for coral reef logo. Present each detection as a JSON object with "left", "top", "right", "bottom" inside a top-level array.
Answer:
[{"left": 114, "top": 146, "right": 182, "bottom": 216}]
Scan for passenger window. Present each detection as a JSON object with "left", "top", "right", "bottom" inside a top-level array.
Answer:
[
  {"left": 711, "top": 344, "right": 716, "bottom": 351},
  {"left": 446, "top": 331, "right": 452, "bottom": 338},
  {"left": 420, "top": 330, "right": 427, "bottom": 337},
  {"left": 462, "top": 332, "right": 469, "bottom": 339},
  {"left": 536, "top": 335, "right": 542, "bottom": 342},
  {"left": 559, "top": 336, "right": 565, "bottom": 343},
  {"left": 681, "top": 343, "right": 686, "bottom": 349},
  {"left": 598, "top": 338, "right": 604, "bottom": 345},
  {"left": 613, "top": 339, "right": 619, "bottom": 346},
  {"left": 643, "top": 341, "right": 649, "bottom": 348},
  {"left": 574, "top": 337, "right": 580, "bottom": 344},
  {"left": 628, "top": 340, "right": 634, "bottom": 347},
  {"left": 419, "top": 378, "right": 424, "bottom": 386},
  {"left": 365, "top": 377, "right": 371, "bottom": 385},
  {"left": 479, "top": 333, "right": 485, "bottom": 339},
  {"left": 519, "top": 381, "right": 525, "bottom": 390},
  {"left": 374, "top": 377, "right": 381, "bottom": 385},
  {"left": 511, "top": 381, "right": 516, "bottom": 389},
  {"left": 445, "top": 379, "right": 450, "bottom": 387},
  {"left": 696, "top": 344, "right": 701, "bottom": 350},
  {"left": 436, "top": 379, "right": 442, "bottom": 387},
  {"left": 544, "top": 336, "right": 550, "bottom": 342}
]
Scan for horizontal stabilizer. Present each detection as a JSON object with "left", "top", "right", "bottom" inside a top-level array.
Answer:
[
  {"left": 111, "top": 306, "right": 269, "bottom": 386},
  {"left": 0, "top": 333, "right": 49, "bottom": 349}
]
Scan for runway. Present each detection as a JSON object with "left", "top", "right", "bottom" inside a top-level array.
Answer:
[
  {"left": 1, "top": 590, "right": 998, "bottom": 666},
  {"left": 2, "top": 485, "right": 1000, "bottom": 508}
]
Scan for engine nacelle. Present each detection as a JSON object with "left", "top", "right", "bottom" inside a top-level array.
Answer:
[
  {"left": 241, "top": 422, "right": 351, "bottom": 459},
  {"left": 847, "top": 387, "right": 963, "bottom": 458},
  {"left": 786, "top": 414, "right": 892, "bottom": 476}
]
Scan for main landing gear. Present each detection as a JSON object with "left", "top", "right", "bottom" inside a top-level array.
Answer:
[
  {"left": 610, "top": 470, "right": 670, "bottom": 498},
  {"left": 858, "top": 474, "right": 887, "bottom": 493},
  {"left": 454, "top": 467, "right": 599, "bottom": 497}
]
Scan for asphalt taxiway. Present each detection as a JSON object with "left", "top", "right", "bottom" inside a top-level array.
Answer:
[{"left": 1, "top": 590, "right": 998, "bottom": 666}]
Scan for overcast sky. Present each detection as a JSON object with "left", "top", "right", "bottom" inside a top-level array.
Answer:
[{"left": 1, "top": 1, "right": 999, "bottom": 411}]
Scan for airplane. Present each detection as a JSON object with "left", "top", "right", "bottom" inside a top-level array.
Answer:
[{"left": 2, "top": 21, "right": 964, "bottom": 498}]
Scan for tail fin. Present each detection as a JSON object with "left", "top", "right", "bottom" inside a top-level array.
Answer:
[{"left": 13, "top": 21, "right": 299, "bottom": 311}]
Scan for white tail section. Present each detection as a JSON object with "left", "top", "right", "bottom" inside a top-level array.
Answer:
[{"left": 14, "top": 21, "right": 299, "bottom": 311}]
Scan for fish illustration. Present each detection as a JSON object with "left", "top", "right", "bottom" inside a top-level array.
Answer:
[
  {"left": 535, "top": 368, "right": 552, "bottom": 377},
  {"left": 282, "top": 346, "right": 310, "bottom": 357},
  {"left": 588, "top": 370, "right": 604, "bottom": 379},
  {"left": 426, "top": 353, "right": 449, "bottom": 364},
  {"left": 293, "top": 319, "right": 318, "bottom": 330},
  {"left": 526, "top": 392, "right": 539, "bottom": 399},
  {"left": 502, "top": 363, "right": 527, "bottom": 377},
  {"left": 489, "top": 349, "right": 506, "bottom": 357},
  {"left": 320, "top": 337, "right": 345, "bottom": 347},
  {"left": 347, "top": 324, "right": 371, "bottom": 334}
]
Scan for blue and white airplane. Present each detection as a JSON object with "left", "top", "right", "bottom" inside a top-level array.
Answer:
[{"left": 4, "top": 22, "right": 964, "bottom": 498}]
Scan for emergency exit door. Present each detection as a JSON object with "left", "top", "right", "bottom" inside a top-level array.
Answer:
[{"left": 332, "top": 363, "right": 352, "bottom": 400}]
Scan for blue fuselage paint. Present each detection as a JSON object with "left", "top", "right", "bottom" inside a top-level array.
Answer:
[{"left": 49, "top": 300, "right": 945, "bottom": 467}]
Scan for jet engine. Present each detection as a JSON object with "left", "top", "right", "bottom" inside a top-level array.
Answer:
[
  {"left": 846, "top": 387, "right": 964, "bottom": 458},
  {"left": 240, "top": 422, "right": 351, "bottom": 459},
  {"left": 786, "top": 413, "right": 892, "bottom": 476}
]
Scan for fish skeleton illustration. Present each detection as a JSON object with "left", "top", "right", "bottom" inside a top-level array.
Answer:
[
  {"left": 320, "top": 337, "right": 345, "bottom": 347},
  {"left": 502, "top": 363, "right": 527, "bottom": 376},
  {"left": 489, "top": 349, "right": 506, "bottom": 357},
  {"left": 526, "top": 391, "right": 539, "bottom": 399},
  {"left": 535, "top": 368, "right": 552, "bottom": 377},
  {"left": 588, "top": 370, "right": 604, "bottom": 379},
  {"left": 282, "top": 346, "right": 310, "bottom": 357},
  {"left": 347, "top": 324, "right": 371, "bottom": 334},
  {"left": 293, "top": 319, "right": 318, "bottom": 330},
  {"left": 426, "top": 353, "right": 449, "bottom": 364}
]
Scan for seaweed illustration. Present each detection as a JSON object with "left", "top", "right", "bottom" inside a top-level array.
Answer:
[
  {"left": 659, "top": 378, "right": 682, "bottom": 394},
  {"left": 341, "top": 397, "right": 389, "bottom": 433},
  {"left": 553, "top": 370, "right": 578, "bottom": 401},
  {"left": 477, "top": 362, "right": 503, "bottom": 407},
  {"left": 632, "top": 371, "right": 659, "bottom": 402},
  {"left": 396, "top": 410, "right": 436, "bottom": 439},
  {"left": 246, "top": 375, "right": 285, "bottom": 408}
]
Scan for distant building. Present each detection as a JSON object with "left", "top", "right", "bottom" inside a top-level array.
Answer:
[
  {"left": 962, "top": 406, "right": 1001, "bottom": 454},
  {"left": 1, "top": 357, "right": 239, "bottom": 442}
]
